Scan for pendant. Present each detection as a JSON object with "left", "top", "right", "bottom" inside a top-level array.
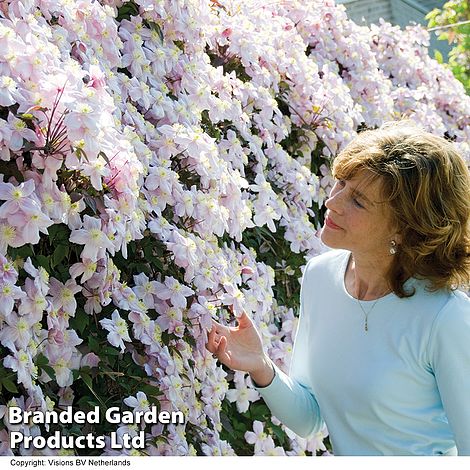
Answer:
[{"left": 364, "top": 318, "right": 368, "bottom": 332}]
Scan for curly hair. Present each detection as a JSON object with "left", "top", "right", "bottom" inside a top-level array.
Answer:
[{"left": 332, "top": 120, "right": 470, "bottom": 298}]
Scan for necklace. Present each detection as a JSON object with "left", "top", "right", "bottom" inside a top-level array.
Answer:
[
  {"left": 356, "top": 297, "right": 380, "bottom": 331},
  {"left": 346, "top": 254, "right": 390, "bottom": 331}
]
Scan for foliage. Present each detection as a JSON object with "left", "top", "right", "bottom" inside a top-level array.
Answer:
[{"left": 426, "top": 0, "right": 470, "bottom": 94}]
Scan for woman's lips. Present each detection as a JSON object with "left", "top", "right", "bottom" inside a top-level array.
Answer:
[{"left": 325, "top": 215, "right": 342, "bottom": 230}]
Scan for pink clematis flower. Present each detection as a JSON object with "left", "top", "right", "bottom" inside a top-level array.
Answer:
[
  {"left": 81, "top": 157, "right": 111, "bottom": 191},
  {"left": 128, "top": 309, "right": 151, "bottom": 335},
  {"left": 0, "top": 254, "right": 18, "bottom": 284},
  {"left": 0, "top": 179, "right": 38, "bottom": 218},
  {"left": 0, "top": 281, "right": 26, "bottom": 318},
  {"left": 220, "top": 284, "right": 246, "bottom": 316},
  {"left": 45, "top": 347, "right": 78, "bottom": 388},
  {"left": 23, "top": 257, "right": 50, "bottom": 296},
  {"left": 48, "top": 277, "right": 81, "bottom": 317},
  {"left": 64, "top": 102, "right": 100, "bottom": 142},
  {"left": 47, "top": 327, "right": 65, "bottom": 346},
  {"left": 6, "top": 113, "right": 37, "bottom": 152},
  {"left": 69, "top": 258, "right": 97, "bottom": 283},
  {"left": 99, "top": 309, "right": 131, "bottom": 353},
  {"left": 124, "top": 391, "right": 150, "bottom": 414},
  {"left": 244, "top": 420, "right": 273, "bottom": 453},
  {"left": 154, "top": 276, "right": 194, "bottom": 309},
  {"left": 80, "top": 352, "right": 100, "bottom": 368},
  {"left": 3, "top": 347, "right": 37, "bottom": 391},
  {"left": 8, "top": 209, "right": 53, "bottom": 245},
  {"left": 0, "top": 76, "right": 19, "bottom": 107},
  {"left": 0, "top": 119, "right": 12, "bottom": 161},
  {"left": 165, "top": 230, "right": 198, "bottom": 270},
  {"left": 0, "top": 311, "right": 36, "bottom": 351},
  {"left": 258, "top": 436, "right": 286, "bottom": 456},
  {"left": 156, "top": 304, "right": 185, "bottom": 336},
  {"left": 83, "top": 290, "right": 102, "bottom": 315},
  {"left": 226, "top": 381, "right": 259, "bottom": 413},
  {"left": 87, "top": 65, "right": 106, "bottom": 90},
  {"left": 132, "top": 272, "right": 159, "bottom": 308},
  {"left": 0, "top": 429, "right": 13, "bottom": 456},
  {"left": 69, "top": 215, "right": 115, "bottom": 262}
]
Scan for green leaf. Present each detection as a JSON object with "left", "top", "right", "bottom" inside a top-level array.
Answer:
[
  {"left": 76, "top": 395, "right": 91, "bottom": 408},
  {"left": 80, "top": 372, "right": 108, "bottom": 411},
  {"left": 434, "top": 50, "right": 444, "bottom": 64},
  {"left": 88, "top": 336, "right": 100, "bottom": 352},
  {"left": 35, "top": 353, "right": 49, "bottom": 367},
  {"left": 129, "top": 263, "right": 150, "bottom": 274},
  {"left": 70, "top": 311, "right": 89, "bottom": 335},
  {"left": 42, "top": 365, "right": 56, "bottom": 381},
  {"left": 11, "top": 244, "right": 34, "bottom": 260},
  {"left": 35, "top": 255, "right": 50, "bottom": 272},
  {"left": 74, "top": 147, "right": 90, "bottom": 163},
  {"left": 269, "top": 423, "right": 286, "bottom": 445},
  {"left": 81, "top": 372, "right": 93, "bottom": 390},
  {"left": 55, "top": 263, "right": 70, "bottom": 281},
  {"left": 66, "top": 424, "right": 84, "bottom": 436},
  {"left": 103, "top": 347, "right": 121, "bottom": 356},
  {"left": 139, "top": 384, "right": 163, "bottom": 397},
  {"left": 250, "top": 403, "right": 270, "bottom": 420},
  {"left": 48, "top": 224, "right": 69, "bottom": 243},
  {"left": 153, "top": 23, "right": 164, "bottom": 43},
  {"left": 233, "top": 420, "right": 247, "bottom": 432},
  {"left": 425, "top": 8, "right": 440, "bottom": 22},
  {"left": 220, "top": 412, "right": 235, "bottom": 434},
  {"left": 117, "top": 0, "right": 139, "bottom": 21},
  {"left": 150, "top": 257, "right": 163, "bottom": 272},
  {"left": 52, "top": 244, "right": 69, "bottom": 267},
  {"left": 2, "top": 377, "right": 18, "bottom": 393},
  {"left": 98, "top": 151, "right": 110, "bottom": 165}
]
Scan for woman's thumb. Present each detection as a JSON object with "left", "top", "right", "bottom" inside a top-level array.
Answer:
[{"left": 237, "top": 311, "right": 252, "bottom": 328}]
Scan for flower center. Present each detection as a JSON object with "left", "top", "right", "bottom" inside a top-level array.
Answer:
[{"left": 90, "top": 229, "right": 101, "bottom": 241}]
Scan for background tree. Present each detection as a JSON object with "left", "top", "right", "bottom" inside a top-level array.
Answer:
[{"left": 427, "top": 0, "right": 470, "bottom": 94}]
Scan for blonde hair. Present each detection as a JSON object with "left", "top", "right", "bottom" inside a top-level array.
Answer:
[{"left": 332, "top": 120, "right": 470, "bottom": 297}]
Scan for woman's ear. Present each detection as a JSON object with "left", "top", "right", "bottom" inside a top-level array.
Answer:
[{"left": 394, "top": 232, "right": 403, "bottom": 246}]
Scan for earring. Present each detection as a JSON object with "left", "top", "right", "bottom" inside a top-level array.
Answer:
[{"left": 389, "top": 240, "right": 397, "bottom": 255}]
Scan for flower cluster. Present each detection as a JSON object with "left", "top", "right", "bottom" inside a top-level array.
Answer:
[{"left": 0, "top": 0, "right": 468, "bottom": 457}]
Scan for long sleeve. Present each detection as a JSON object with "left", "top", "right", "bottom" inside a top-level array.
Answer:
[
  {"left": 252, "top": 262, "right": 325, "bottom": 438},
  {"left": 427, "top": 292, "right": 470, "bottom": 455}
]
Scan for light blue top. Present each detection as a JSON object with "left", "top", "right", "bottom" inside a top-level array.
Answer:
[{"left": 254, "top": 249, "right": 470, "bottom": 455}]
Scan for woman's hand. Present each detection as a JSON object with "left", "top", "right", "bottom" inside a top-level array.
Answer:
[{"left": 206, "top": 311, "right": 274, "bottom": 387}]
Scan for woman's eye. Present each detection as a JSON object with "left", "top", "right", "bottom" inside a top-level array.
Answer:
[
  {"left": 335, "top": 180, "right": 364, "bottom": 208},
  {"left": 353, "top": 198, "right": 364, "bottom": 208}
]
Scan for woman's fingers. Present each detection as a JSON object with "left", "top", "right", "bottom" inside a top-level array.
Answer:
[
  {"left": 216, "top": 335, "right": 231, "bottom": 365},
  {"left": 206, "top": 324, "right": 218, "bottom": 353},
  {"left": 210, "top": 318, "right": 231, "bottom": 336},
  {"left": 206, "top": 318, "right": 236, "bottom": 359}
]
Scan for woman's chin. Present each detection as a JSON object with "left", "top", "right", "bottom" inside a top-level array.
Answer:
[{"left": 320, "top": 227, "right": 345, "bottom": 250}]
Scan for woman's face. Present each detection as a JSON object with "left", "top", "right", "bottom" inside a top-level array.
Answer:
[{"left": 321, "top": 170, "right": 400, "bottom": 259}]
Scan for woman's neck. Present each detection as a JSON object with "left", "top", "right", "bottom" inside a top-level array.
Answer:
[{"left": 345, "top": 252, "right": 393, "bottom": 301}]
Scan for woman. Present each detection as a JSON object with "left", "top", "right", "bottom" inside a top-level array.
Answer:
[{"left": 206, "top": 121, "right": 470, "bottom": 455}]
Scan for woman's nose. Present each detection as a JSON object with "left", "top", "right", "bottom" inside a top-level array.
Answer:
[{"left": 325, "top": 186, "right": 343, "bottom": 214}]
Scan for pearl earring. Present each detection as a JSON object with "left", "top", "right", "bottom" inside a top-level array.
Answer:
[{"left": 389, "top": 240, "right": 397, "bottom": 255}]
